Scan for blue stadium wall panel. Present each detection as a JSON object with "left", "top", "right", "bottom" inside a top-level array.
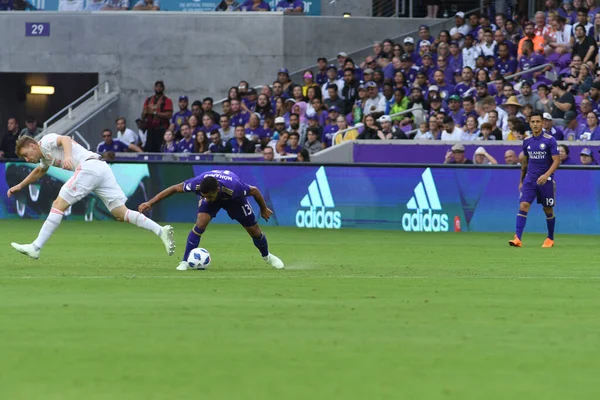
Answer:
[{"left": 1, "top": 162, "right": 597, "bottom": 234}]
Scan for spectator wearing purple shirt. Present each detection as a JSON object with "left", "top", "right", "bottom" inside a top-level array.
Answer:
[
  {"left": 177, "top": 123, "right": 195, "bottom": 153},
  {"left": 246, "top": 113, "right": 269, "bottom": 145},
  {"left": 97, "top": 129, "right": 131, "bottom": 154},
  {"left": 448, "top": 42, "right": 463, "bottom": 72},
  {"left": 321, "top": 106, "right": 340, "bottom": 147},
  {"left": 417, "top": 25, "right": 436, "bottom": 49},
  {"left": 399, "top": 54, "right": 420, "bottom": 85},
  {"left": 227, "top": 125, "right": 255, "bottom": 153},
  {"left": 454, "top": 67, "right": 476, "bottom": 97},
  {"left": 276, "top": 0, "right": 303, "bottom": 13},
  {"left": 229, "top": 99, "right": 250, "bottom": 128},
  {"left": 284, "top": 132, "right": 302, "bottom": 154},
  {"left": 432, "top": 70, "right": 455, "bottom": 101},
  {"left": 169, "top": 95, "right": 192, "bottom": 134},
  {"left": 0, "top": 0, "right": 13, "bottom": 10},
  {"left": 161, "top": 130, "right": 177, "bottom": 153},
  {"left": 198, "top": 114, "right": 220, "bottom": 136},
  {"left": 517, "top": 39, "right": 549, "bottom": 82},
  {"left": 562, "top": 111, "right": 586, "bottom": 140},
  {"left": 495, "top": 43, "right": 518, "bottom": 78},
  {"left": 208, "top": 131, "right": 227, "bottom": 153},
  {"left": 241, "top": 0, "right": 270, "bottom": 11},
  {"left": 580, "top": 111, "right": 600, "bottom": 140},
  {"left": 315, "top": 57, "right": 328, "bottom": 85},
  {"left": 447, "top": 95, "right": 466, "bottom": 127}
]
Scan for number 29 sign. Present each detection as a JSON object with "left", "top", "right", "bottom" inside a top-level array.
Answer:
[{"left": 26, "top": 23, "right": 50, "bottom": 37}]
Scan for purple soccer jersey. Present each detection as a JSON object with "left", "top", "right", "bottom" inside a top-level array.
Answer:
[
  {"left": 183, "top": 170, "right": 257, "bottom": 227},
  {"left": 177, "top": 137, "right": 195, "bottom": 153},
  {"left": 322, "top": 124, "right": 339, "bottom": 146},
  {"left": 495, "top": 57, "right": 518, "bottom": 76},
  {"left": 518, "top": 53, "right": 546, "bottom": 81},
  {"left": 230, "top": 111, "right": 250, "bottom": 127},
  {"left": 520, "top": 134, "right": 559, "bottom": 206},
  {"left": 171, "top": 110, "right": 192, "bottom": 132}
]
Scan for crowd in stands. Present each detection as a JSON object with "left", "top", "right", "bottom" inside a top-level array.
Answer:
[{"left": 106, "top": 1, "right": 600, "bottom": 164}]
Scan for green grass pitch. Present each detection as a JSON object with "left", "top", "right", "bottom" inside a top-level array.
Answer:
[{"left": 1, "top": 220, "right": 600, "bottom": 400}]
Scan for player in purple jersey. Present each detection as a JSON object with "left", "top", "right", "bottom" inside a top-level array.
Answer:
[
  {"left": 138, "top": 170, "right": 284, "bottom": 271},
  {"left": 509, "top": 113, "right": 560, "bottom": 248}
]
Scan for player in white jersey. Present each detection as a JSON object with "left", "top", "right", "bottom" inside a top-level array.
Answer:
[{"left": 6, "top": 134, "right": 176, "bottom": 259}]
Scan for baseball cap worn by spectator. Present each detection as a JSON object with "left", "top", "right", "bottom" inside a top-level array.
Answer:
[
  {"left": 428, "top": 85, "right": 439, "bottom": 93},
  {"left": 581, "top": 148, "right": 593, "bottom": 156},
  {"left": 378, "top": 115, "right": 392, "bottom": 123},
  {"left": 278, "top": 68, "right": 289, "bottom": 75},
  {"left": 363, "top": 68, "right": 374, "bottom": 75},
  {"left": 564, "top": 111, "right": 577, "bottom": 122},
  {"left": 474, "top": 147, "right": 486, "bottom": 156},
  {"left": 452, "top": 143, "right": 465, "bottom": 152},
  {"left": 365, "top": 81, "right": 377, "bottom": 88},
  {"left": 403, "top": 37, "right": 414, "bottom": 45},
  {"left": 420, "top": 41, "right": 431, "bottom": 48},
  {"left": 543, "top": 112, "right": 553, "bottom": 120},
  {"left": 327, "top": 64, "right": 337, "bottom": 71},
  {"left": 338, "top": 52, "right": 348, "bottom": 58},
  {"left": 476, "top": 81, "right": 488, "bottom": 88},
  {"left": 448, "top": 94, "right": 461, "bottom": 102},
  {"left": 275, "top": 117, "right": 286, "bottom": 124},
  {"left": 401, "top": 53, "right": 412, "bottom": 61},
  {"left": 179, "top": 95, "right": 188, "bottom": 101},
  {"left": 455, "top": 11, "right": 465, "bottom": 19},
  {"left": 521, "top": 79, "right": 532, "bottom": 88}
]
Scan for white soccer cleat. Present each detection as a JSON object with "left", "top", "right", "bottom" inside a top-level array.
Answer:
[
  {"left": 176, "top": 261, "right": 189, "bottom": 271},
  {"left": 160, "top": 225, "right": 176, "bottom": 256},
  {"left": 11, "top": 242, "right": 40, "bottom": 260},
  {"left": 263, "top": 253, "right": 284, "bottom": 269}
]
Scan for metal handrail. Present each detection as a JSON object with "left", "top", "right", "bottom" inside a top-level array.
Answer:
[
  {"left": 505, "top": 63, "right": 552, "bottom": 81},
  {"left": 42, "top": 81, "right": 111, "bottom": 135}
]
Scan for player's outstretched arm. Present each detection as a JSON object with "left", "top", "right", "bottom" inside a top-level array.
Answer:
[
  {"left": 138, "top": 183, "right": 184, "bottom": 213},
  {"left": 7, "top": 166, "right": 48, "bottom": 198},
  {"left": 248, "top": 186, "right": 273, "bottom": 221}
]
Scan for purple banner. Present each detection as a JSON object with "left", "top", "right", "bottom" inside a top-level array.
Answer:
[{"left": 353, "top": 143, "right": 598, "bottom": 165}]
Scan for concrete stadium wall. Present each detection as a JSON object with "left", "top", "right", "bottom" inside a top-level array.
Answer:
[{"left": 0, "top": 11, "right": 447, "bottom": 144}]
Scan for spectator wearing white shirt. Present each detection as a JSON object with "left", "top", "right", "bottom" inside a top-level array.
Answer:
[
  {"left": 477, "top": 28, "right": 497, "bottom": 57},
  {"left": 414, "top": 121, "right": 434, "bottom": 140},
  {"left": 450, "top": 11, "right": 472, "bottom": 47},
  {"left": 102, "top": 0, "right": 129, "bottom": 9},
  {"left": 58, "top": 0, "right": 84, "bottom": 10},
  {"left": 133, "top": 0, "right": 159, "bottom": 10},
  {"left": 441, "top": 115, "right": 464, "bottom": 141},
  {"left": 473, "top": 146, "right": 498, "bottom": 165},
  {"left": 362, "top": 81, "right": 386, "bottom": 119},
  {"left": 135, "top": 118, "right": 147, "bottom": 148},
  {"left": 322, "top": 65, "right": 345, "bottom": 100},
  {"left": 115, "top": 117, "right": 139, "bottom": 146},
  {"left": 461, "top": 34, "right": 478, "bottom": 69},
  {"left": 218, "top": 114, "right": 235, "bottom": 142},
  {"left": 546, "top": 15, "right": 573, "bottom": 57}
]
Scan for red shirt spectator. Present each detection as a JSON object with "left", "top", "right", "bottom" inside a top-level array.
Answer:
[{"left": 142, "top": 81, "right": 173, "bottom": 130}]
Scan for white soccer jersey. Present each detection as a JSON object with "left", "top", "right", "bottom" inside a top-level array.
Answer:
[{"left": 38, "top": 133, "right": 98, "bottom": 171}]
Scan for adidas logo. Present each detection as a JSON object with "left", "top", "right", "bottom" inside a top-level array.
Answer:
[
  {"left": 295, "top": 167, "right": 342, "bottom": 229},
  {"left": 402, "top": 168, "right": 449, "bottom": 232}
]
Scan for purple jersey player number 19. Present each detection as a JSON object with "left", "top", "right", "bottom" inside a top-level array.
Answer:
[{"left": 509, "top": 113, "right": 561, "bottom": 249}]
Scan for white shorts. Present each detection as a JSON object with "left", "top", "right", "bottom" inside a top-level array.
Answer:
[{"left": 59, "top": 159, "right": 127, "bottom": 211}]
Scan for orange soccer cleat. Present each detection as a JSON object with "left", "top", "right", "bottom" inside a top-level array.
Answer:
[
  {"left": 542, "top": 238, "right": 554, "bottom": 248},
  {"left": 508, "top": 235, "right": 522, "bottom": 247}
]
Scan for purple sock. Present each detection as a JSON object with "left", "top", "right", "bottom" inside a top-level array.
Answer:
[
  {"left": 516, "top": 211, "right": 528, "bottom": 240},
  {"left": 252, "top": 232, "right": 269, "bottom": 257},
  {"left": 183, "top": 226, "right": 204, "bottom": 261},
  {"left": 545, "top": 212, "right": 555, "bottom": 240}
]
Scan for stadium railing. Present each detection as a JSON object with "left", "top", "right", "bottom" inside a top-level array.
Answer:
[{"left": 112, "top": 152, "right": 298, "bottom": 162}]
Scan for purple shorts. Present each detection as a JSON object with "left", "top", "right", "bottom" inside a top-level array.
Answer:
[
  {"left": 198, "top": 197, "right": 257, "bottom": 227},
  {"left": 520, "top": 178, "right": 556, "bottom": 207}
]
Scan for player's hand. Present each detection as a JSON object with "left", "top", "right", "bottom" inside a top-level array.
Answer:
[
  {"left": 518, "top": 182, "right": 523, "bottom": 192},
  {"left": 138, "top": 202, "right": 152, "bottom": 213},
  {"left": 537, "top": 174, "right": 549, "bottom": 185},
  {"left": 261, "top": 207, "right": 273, "bottom": 221},
  {"left": 63, "top": 157, "right": 74, "bottom": 171},
  {"left": 7, "top": 184, "right": 22, "bottom": 198}
]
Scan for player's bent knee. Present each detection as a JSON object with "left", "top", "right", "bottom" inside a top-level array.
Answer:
[
  {"left": 245, "top": 224, "right": 261, "bottom": 237},
  {"left": 52, "top": 197, "right": 70, "bottom": 212},
  {"left": 195, "top": 213, "right": 211, "bottom": 230},
  {"left": 519, "top": 202, "right": 531, "bottom": 212}
]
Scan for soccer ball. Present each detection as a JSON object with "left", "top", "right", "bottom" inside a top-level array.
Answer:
[{"left": 187, "top": 248, "right": 211, "bottom": 270}]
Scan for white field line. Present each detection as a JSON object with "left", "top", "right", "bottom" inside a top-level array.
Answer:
[{"left": 2, "top": 275, "right": 600, "bottom": 280}]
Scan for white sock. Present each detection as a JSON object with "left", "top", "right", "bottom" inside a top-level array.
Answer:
[
  {"left": 33, "top": 208, "right": 64, "bottom": 250},
  {"left": 125, "top": 210, "right": 162, "bottom": 236}
]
